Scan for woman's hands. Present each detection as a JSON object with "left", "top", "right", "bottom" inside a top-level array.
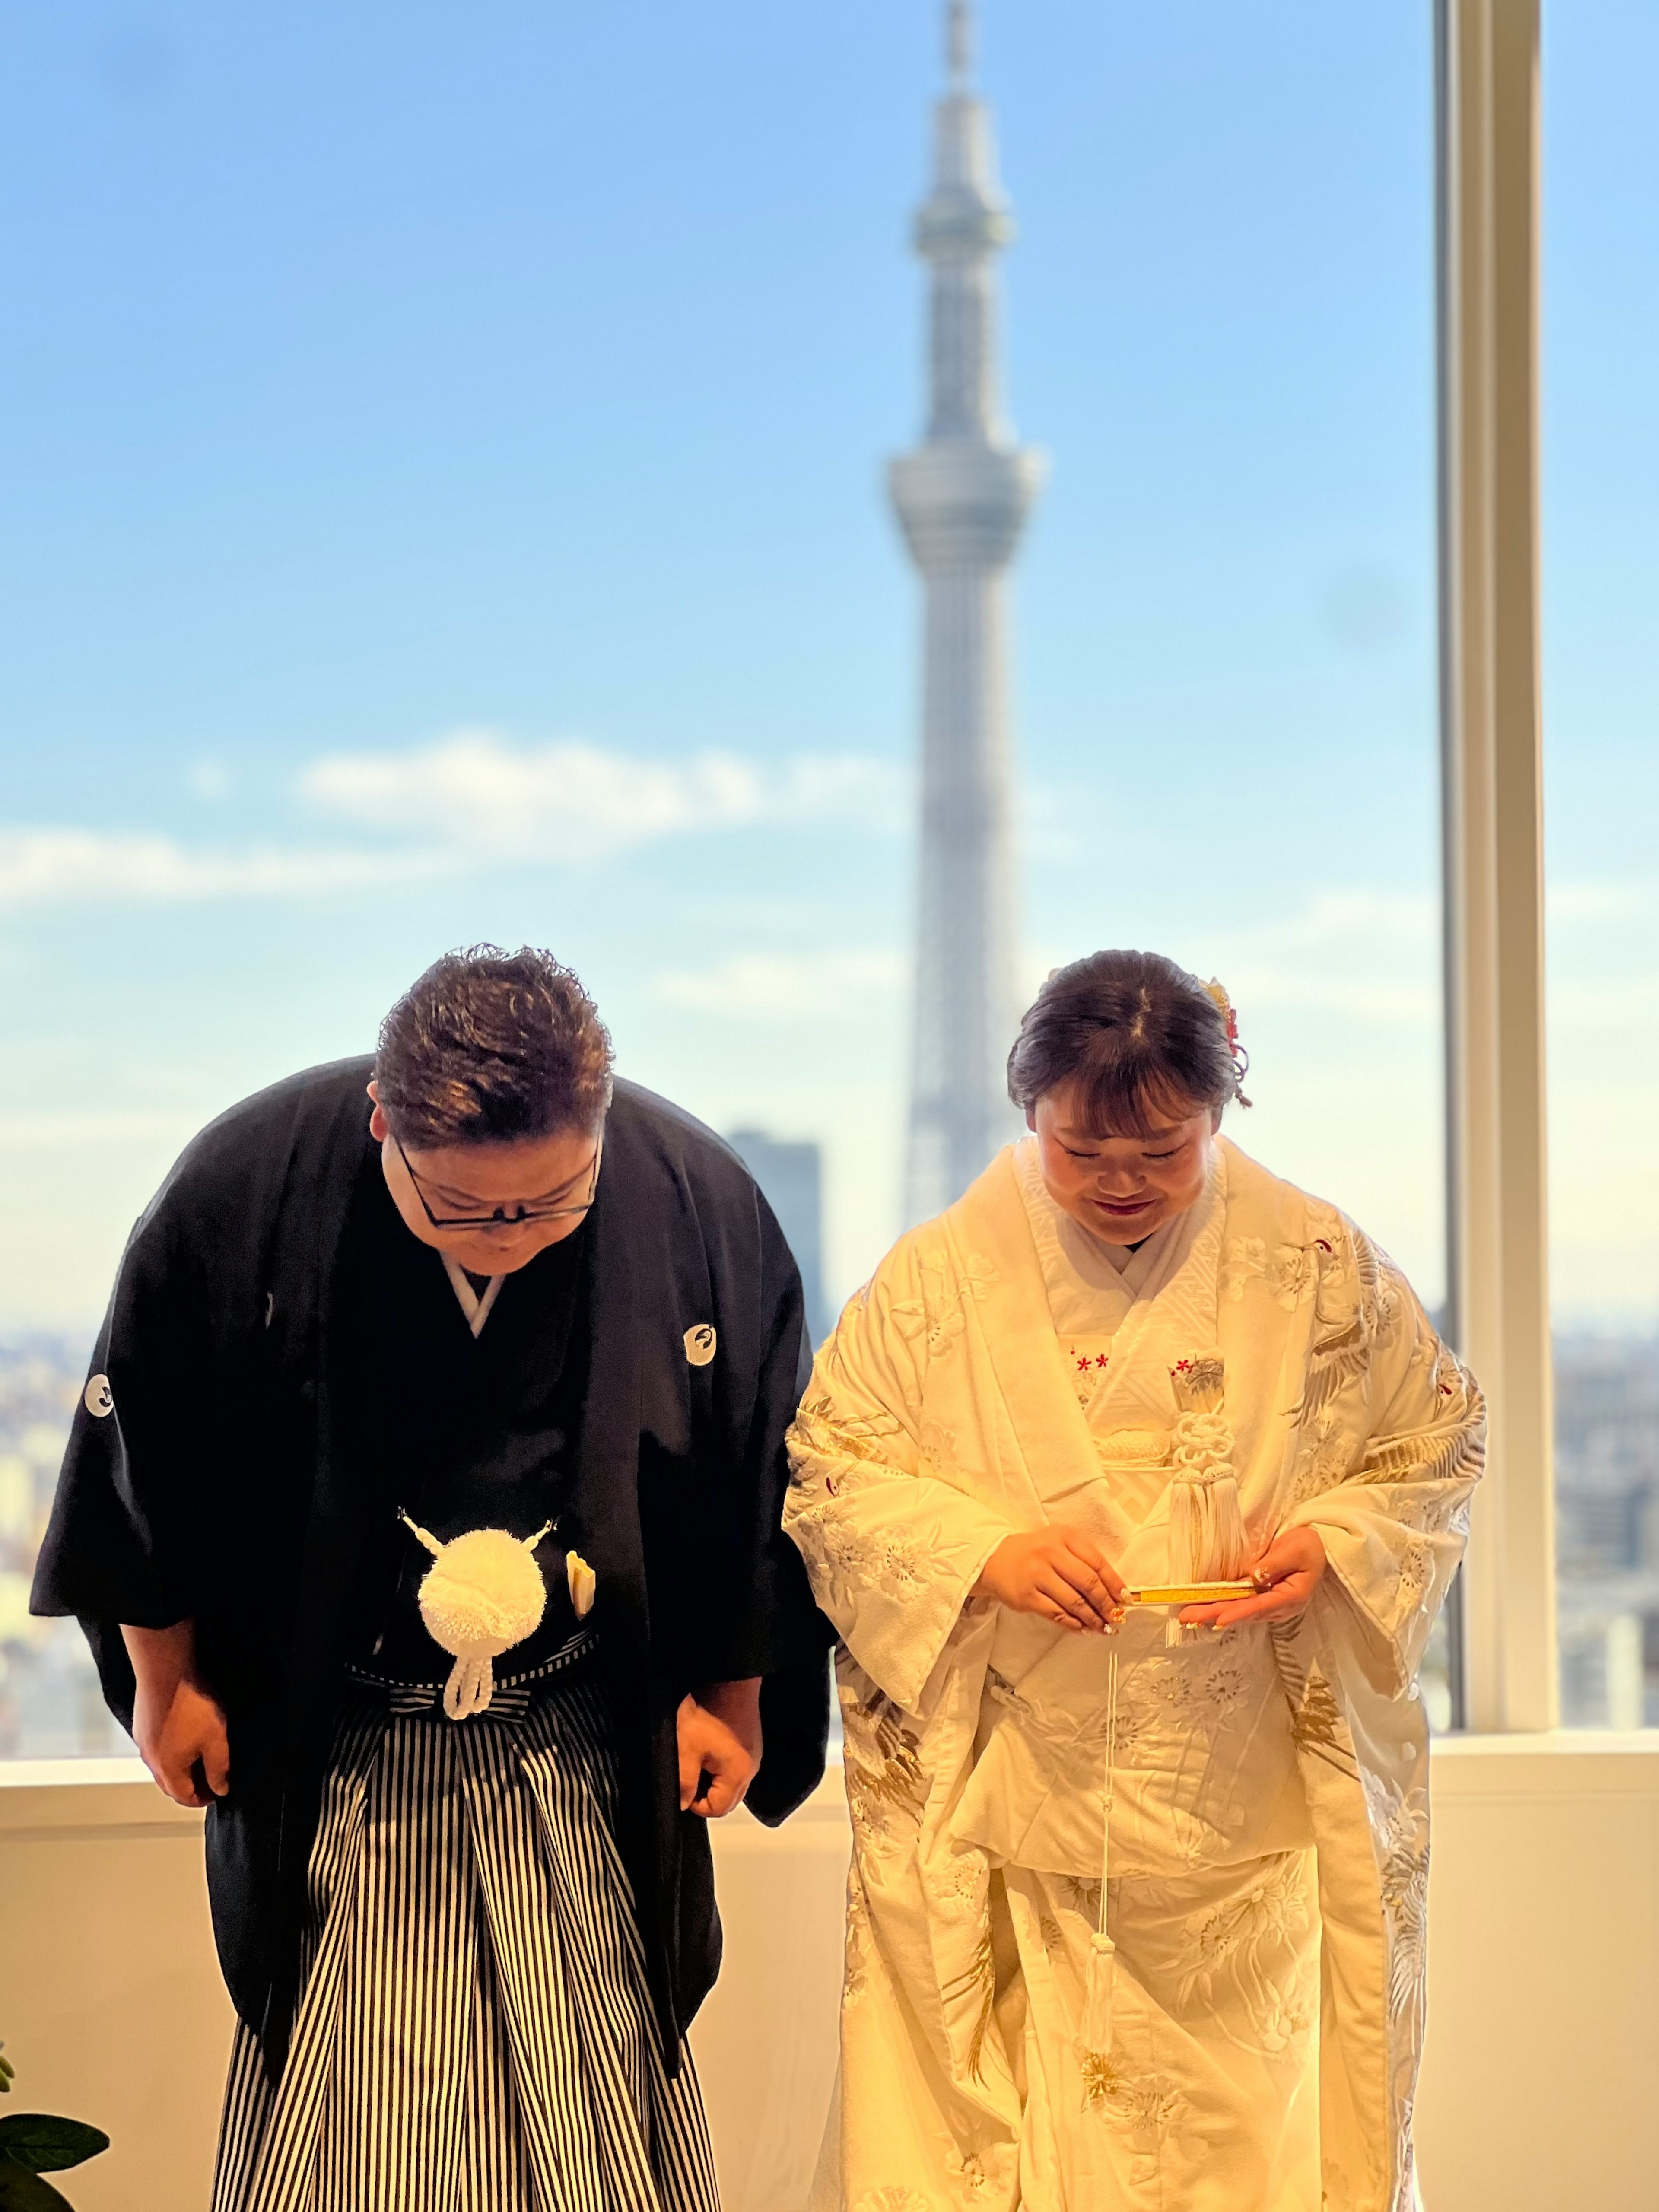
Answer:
[
  {"left": 973, "top": 1526, "right": 1125, "bottom": 1634},
  {"left": 677, "top": 1677, "right": 763, "bottom": 1818},
  {"left": 121, "top": 1620, "right": 231, "bottom": 1808},
  {"left": 971, "top": 1524, "right": 1328, "bottom": 1637},
  {"left": 1177, "top": 1525, "right": 1329, "bottom": 1629}
]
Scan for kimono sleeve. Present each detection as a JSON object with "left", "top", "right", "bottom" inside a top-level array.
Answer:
[
  {"left": 685, "top": 1187, "right": 834, "bottom": 1827},
  {"left": 784, "top": 1237, "right": 1016, "bottom": 1712},
  {"left": 30, "top": 1194, "right": 217, "bottom": 1669},
  {"left": 697, "top": 1191, "right": 832, "bottom": 1681},
  {"left": 1281, "top": 1240, "right": 1484, "bottom": 1694}
]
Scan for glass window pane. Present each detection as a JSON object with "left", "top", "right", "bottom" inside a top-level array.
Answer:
[
  {"left": 1004, "top": 12, "right": 1449, "bottom": 1716},
  {"left": 0, "top": 1350, "right": 128, "bottom": 1756},
  {"left": 0, "top": 3, "right": 1445, "bottom": 1751},
  {"left": 1544, "top": 0, "right": 1659, "bottom": 1729},
  {"left": 1017, "top": 11, "right": 1443, "bottom": 1320}
]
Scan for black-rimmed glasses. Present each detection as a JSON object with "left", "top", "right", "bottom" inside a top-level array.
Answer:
[{"left": 392, "top": 1132, "right": 602, "bottom": 1232}]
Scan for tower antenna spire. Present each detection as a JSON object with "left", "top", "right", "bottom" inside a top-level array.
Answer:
[
  {"left": 890, "top": 0, "right": 1046, "bottom": 1224},
  {"left": 947, "top": 0, "right": 973, "bottom": 88}
]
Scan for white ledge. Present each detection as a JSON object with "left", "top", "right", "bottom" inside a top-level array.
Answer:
[
  {"left": 1430, "top": 1730, "right": 1659, "bottom": 1758},
  {"left": 0, "top": 1757, "right": 203, "bottom": 1837},
  {"left": 0, "top": 1756, "right": 858, "bottom": 1841},
  {"left": 3, "top": 1737, "right": 1655, "bottom": 1842},
  {"left": 1429, "top": 1730, "right": 1659, "bottom": 1797}
]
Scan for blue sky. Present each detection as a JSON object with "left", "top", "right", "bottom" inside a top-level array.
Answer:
[{"left": 0, "top": 1, "right": 1651, "bottom": 1331}]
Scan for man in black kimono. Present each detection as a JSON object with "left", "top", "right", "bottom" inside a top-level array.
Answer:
[{"left": 32, "top": 944, "right": 831, "bottom": 2212}]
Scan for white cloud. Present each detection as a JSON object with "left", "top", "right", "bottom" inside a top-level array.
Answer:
[
  {"left": 1548, "top": 877, "right": 1659, "bottom": 924},
  {"left": 0, "top": 731, "right": 903, "bottom": 910},
  {"left": 0, "top": 1109, "right": 203, "bottom": 1148},
  {"left": 300, "top": 728, "right": 903, "bottom": 860},
  {"left": 186, "top": 759, "right": 232, "bottom": 802},
  {"left": 1219, "top": 891, "right": 1438, "bottom": 1023},
  {"left": 1252, "top": 889, "right": 1435, "bottom": 950},
  {"left": 1234, "top": 973, "right": 1437, "bottom": 1022},
  {"left": 652, "top": 950, "right": 905, "bottom": 1020},
  {"left": 0, "top": 829, "right": 450, "bottom": 909},
  {"left": 1032, "top": 890, "right": 1440, "bottom": 1027}
]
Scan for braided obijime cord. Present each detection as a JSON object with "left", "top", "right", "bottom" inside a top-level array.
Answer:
[{"left": 1079, "top": 1647, "right": 1120, "bottom": 2063}]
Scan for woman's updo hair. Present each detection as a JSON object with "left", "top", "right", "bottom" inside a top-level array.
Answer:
[{"left": 1007, "top": 949, "right": 1248, "bottom": 1135}]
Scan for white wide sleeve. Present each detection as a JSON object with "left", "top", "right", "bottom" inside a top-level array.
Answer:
[
  {"left": 1283, "top": 1241, "right": 1484, "bottom": 1693},
  {"left": 783, "top": 1241, "right": 1017, "bottom": 1712}
]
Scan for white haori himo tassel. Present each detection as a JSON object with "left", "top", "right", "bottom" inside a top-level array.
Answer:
[
  {"left": 1078, "top": 1647, "right": 1121, "bottom": 2083},
  {"left": 400, "top": 1513, "right": 555, "bottom": 1720},
  {"left": 1166, "top": 1355, "right": 1246, "bottom": 1646},
  {"left": 1081, "top": 1932, "right": 1117, "bottom": 2053}
]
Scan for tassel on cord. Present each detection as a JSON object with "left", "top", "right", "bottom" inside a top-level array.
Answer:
[
  {"left": 1168, "top": 1446, "right": 1247, "bottom": 1576},
  {"left": 397, "top": 1511, "right": 556, "bottom": 1721},
  {"left": 1080, "top": 1933, "right": 1116, "bottom": 2056},
  {"left": 1078, "top": 1647, "right": 1120, "bottom": 2069},
  {"left": 444, "top": 1651, "right": 495, "bottom": 1722}
]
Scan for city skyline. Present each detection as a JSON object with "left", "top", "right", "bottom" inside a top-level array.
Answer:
[{"left": 7, "top": 1316, "right": 1653, "bottom": 1745}]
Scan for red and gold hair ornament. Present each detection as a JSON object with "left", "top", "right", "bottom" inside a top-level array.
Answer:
[{"left": 1203, "top": 978, "right": 1252, "bottom": 1108}]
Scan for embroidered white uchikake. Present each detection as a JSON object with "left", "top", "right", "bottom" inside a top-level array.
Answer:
[{"left": 442, "top": 1255, "right": 506, "bottom": 1339}]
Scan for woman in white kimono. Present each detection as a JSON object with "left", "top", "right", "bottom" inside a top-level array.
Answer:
[{"left": 784, "top": 950, "right": 1481, "bottom": 2212}]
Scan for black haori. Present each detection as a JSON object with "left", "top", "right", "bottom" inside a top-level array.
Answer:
[
  {"left": 213, "top": 1643, "right": 720, "bottom": 2212},
  {"left": 32, "top": 1062, "right": 832, "bottom": 2066}
]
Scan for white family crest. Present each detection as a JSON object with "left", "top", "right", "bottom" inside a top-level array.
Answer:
[
  {"left": 684, "top": 1324, "right": 717, "bottom": 1367},
  {"left": 83, "top": 1374, "right": 114, "bottom": 1419}
]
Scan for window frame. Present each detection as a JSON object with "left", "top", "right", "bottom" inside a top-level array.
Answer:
[
  {"left": 1437, "top": 0, "right": 1558, "bottom": 1732},
  {"left": 0, "top": 0, "right": 1577, "bottom": 1758}
]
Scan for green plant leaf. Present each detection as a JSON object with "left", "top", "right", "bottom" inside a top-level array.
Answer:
[
  {"left": 0, "top": 2163, "right": 74, "bottom": 2211},
  {"left": 0, "top": 2116, "right": 109, "bottom": 2173}
]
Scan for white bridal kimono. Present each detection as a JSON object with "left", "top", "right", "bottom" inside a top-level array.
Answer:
[{"left": 783, "top": 1137, "right": 1482, "bottom": 2212}]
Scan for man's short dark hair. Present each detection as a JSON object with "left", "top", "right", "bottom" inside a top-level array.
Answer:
[{"left": 375, "top": 945, "right": 614, "bottom": 1149}]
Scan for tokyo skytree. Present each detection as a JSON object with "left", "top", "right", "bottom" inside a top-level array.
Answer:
[{"left": 891, "top": 0, "right": 1046, "bottom": 1224}]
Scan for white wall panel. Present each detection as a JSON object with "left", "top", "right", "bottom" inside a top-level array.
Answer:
[{"left": 3, "top": 1748, "right": 1654, "bottom": 2212}]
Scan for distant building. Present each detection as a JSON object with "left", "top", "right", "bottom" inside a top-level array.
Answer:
[
  {"left": 726, "top": 1131, "right": 830, "bottom": 1348},
  {"left": 0, "top": 1333, "right": 127, "bottom": 1760},
  {"left": 1554, "top": 1334, "right": 1659, "bottom": 1727}
]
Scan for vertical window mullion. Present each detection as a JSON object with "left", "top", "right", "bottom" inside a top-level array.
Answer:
[{"left": 1437, "top": 0, "right": 1557, "bottom": 1733}]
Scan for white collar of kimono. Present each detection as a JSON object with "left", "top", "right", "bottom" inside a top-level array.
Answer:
[
  {"left": 946, "top": 1138, "right": 1335, "bottom": 1558},
  {"left": 1012, "top": 1133, "right": 1227, "bottom": 1426},
  {"left": 441, "top": 1253, "right": 505, "bottom": 1338}
]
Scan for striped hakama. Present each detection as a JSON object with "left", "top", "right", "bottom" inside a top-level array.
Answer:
[{"left": 213, "top": 1643, "right": 721, "bottom": 2212}]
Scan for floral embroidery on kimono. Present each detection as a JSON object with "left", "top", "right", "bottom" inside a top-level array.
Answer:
[{"left": 785, "top": 1136, "right": 1481, "bottom": 2212}]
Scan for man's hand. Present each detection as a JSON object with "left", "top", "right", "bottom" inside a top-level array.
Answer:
[
  {"left": 677, "top": 1677, "right": 763, "bottom": 1818},
  {"left": 121, "top": 1621, "right": 230, "bottom": 1808},
  {"left": 973, "top": 1526, "right": 1124, "bottom": 1634},
  {"left": 1177, "top": 1525, "right": 1329, "bottom": 1630}
]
